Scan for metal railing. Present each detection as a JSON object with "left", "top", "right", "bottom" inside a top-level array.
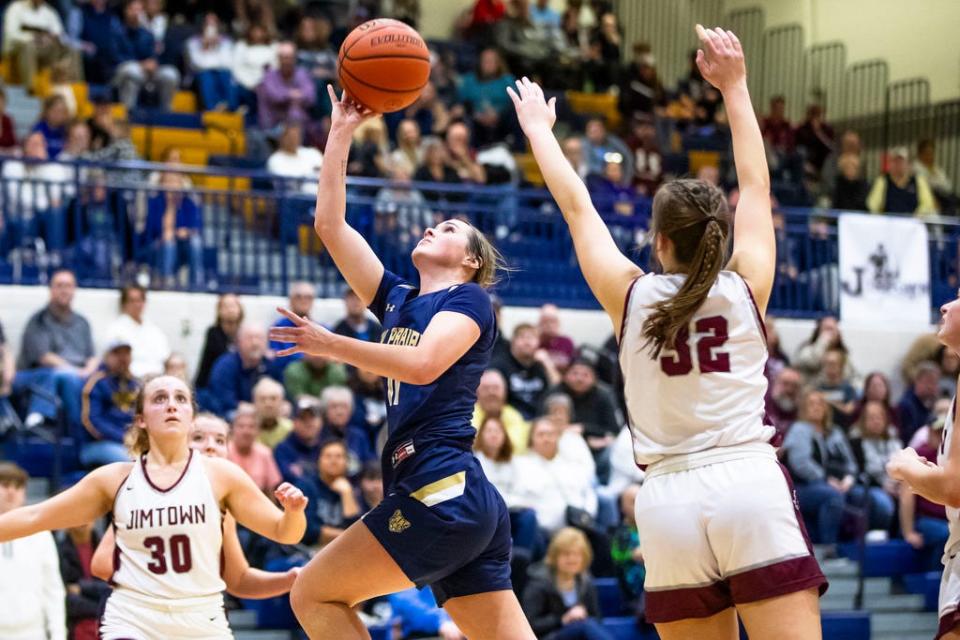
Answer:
[{"left": 0, "top": 158, "right": 957, "bottom": 318}]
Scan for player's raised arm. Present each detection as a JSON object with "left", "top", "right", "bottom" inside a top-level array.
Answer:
[
  {"left": 696, "top": 25, "right": 775, "bottom": 314},
  {"left": 215, "top": 458, "right": 307, "bottom": 544},
  {"left": 313, "top": 85, "right": 385, "bottom": 307},
  {"left": 509, "top": 78, "right": 642, "bottom": 334}
]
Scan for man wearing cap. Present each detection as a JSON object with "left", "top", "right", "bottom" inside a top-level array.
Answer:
[
  {"left": 867, "top": 146, "right": 938, "bottom": 216},
  {"left": 78, "top": 339, "right": 140, "bottom": 466},
  {"left": 273, "top": 396, "right": 324, "bottom": 484}
]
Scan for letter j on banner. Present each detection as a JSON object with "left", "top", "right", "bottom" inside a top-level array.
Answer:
[{"left": 839, "top": 213, "right": 930, "bottom": 329}]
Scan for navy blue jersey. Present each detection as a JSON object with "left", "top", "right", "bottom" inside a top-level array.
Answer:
[{"left": 369, "top": 270, "right": 495, "bottom": 488}]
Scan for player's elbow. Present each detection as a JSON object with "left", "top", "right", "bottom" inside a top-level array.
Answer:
[{"left": 944, "top": 484, "right": 960, "bottom": 509}]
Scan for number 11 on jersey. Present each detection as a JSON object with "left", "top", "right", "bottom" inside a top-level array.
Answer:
[{"left": 387, "top": 377, "right": 401, "bottom": 406}]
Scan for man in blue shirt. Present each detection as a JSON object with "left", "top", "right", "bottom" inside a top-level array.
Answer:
[
  {"left": 898, "top": 361, "right": 941, "bottom": 444},
  {"left": 274, "top": 396, "right": 324, "bottom": 484},
  {"left": 78, "top": 339, "right": 140, "bottom": 466},
  {"left": 269, "top": 281, "right": 316, "bottom": 371},
  {"left": 295, "top": 439, "right": 361, "bottom": 546},
  {"left": 112, "top": 0, "right": 180, "bottom": 110},
  {"left": 201, "top": 322, "right": 280, "bottom": 418}
]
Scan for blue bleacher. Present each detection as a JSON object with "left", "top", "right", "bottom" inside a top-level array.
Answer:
[
  {"left": 905, "top": 571, "right": 941, "bottom": 611},
  {"left": 839, "top": 540, "right": 922, "bottom": 577}
]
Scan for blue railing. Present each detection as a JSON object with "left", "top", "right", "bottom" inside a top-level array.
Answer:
[{"left": 0, "top": 157, "right": 956, "bottom": 318}]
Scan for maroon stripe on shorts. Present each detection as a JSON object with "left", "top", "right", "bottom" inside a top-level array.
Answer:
[
  {"left": 645, "top": 581, "right": 733, "bottom": 623},
  {"left": 728, "top": 555, "right": 828, "bottom": 604},
  {"left": 937, "top": 608, "right": 960, "bottom": 639}
]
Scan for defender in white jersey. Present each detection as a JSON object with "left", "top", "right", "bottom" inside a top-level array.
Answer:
[
  {"left": 514, "top": 24, "right": 826, "bottom": 640},
  {"left": 889, "top": 293, "right": 960, "bottom": 640},
  {"left": 0, "top": 375, "right": 308, "bottom": 640}
]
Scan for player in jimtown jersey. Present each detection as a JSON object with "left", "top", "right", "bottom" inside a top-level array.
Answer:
[
  {"left": 268, "top": 85, "right": 535, "bottom": 639},
  {"left": 513, "top": 25, "right": 827, "bottom": 640},
  {"left": 0, "top": 375, "right": 308, "bottom": 640},
  {"left": 889, "top": 292, "right": 960, "bottom": 640}
]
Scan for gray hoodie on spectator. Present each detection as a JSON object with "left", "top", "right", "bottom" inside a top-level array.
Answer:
[{"left": 782, "top": 420, "right": 858, "bottom": 483}]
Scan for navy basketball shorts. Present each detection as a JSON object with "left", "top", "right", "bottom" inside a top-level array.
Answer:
[{"left": 362, "top": 455, "right": 513, "bottom": 605}]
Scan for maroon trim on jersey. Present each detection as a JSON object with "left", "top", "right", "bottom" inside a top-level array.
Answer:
[
  {"left": 644, "top": 581, "right": 732, "bottom": 623},
  {"left": 937, "top": 608, "right": 960, "bottom": 639},
  {"left": 739, "top": 274, "right": 768, "bottom": 345},
  {"left": 108, "top": 469, "right": 133, "bottom": 586},
  {"left": 141, "top": 449, "right": 194, "bottom": 494}
]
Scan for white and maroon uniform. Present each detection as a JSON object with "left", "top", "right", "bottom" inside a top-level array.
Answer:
[
  {"left": 102, "top": 450, "right": 231, "bottom": 639},
  {"left": 619, "top": 271, "right": 826, "bottom": 623},
  {"left": 936, "top": 398, "right": 960, "bottom": 639}
]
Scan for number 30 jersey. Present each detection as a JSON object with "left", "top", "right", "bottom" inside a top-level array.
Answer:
[
  {"left": 619, "top": 271, "right": 775, "bottom": 466},
  {"left": 111, "top": 450, "right": 225, "bottom": 600}
]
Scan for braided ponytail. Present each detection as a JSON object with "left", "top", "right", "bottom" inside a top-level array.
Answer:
[{"left": 642, "top": 179, "right": 730, "bottom": 357}]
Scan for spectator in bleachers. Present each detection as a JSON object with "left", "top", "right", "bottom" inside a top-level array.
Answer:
[
  {"left": 3, "top": 0, "right": 79, "bottom": 92},
  {"left": 522, "top": 527, "right": 612, "bottom": 640},
  {"left": 142, "top": 0, "right": 167, "bottom": 44},
  {"left": 227, "top": 403, "right": 282, "bottom": 492},
  {"left": 900, "top": 416, "right": 949, "bottom": 571},
  {"left": 815, "top": 347, "right": 858, "bottom": 428},
  {"left": 348, "top": 117, "right": 390, "bottom": 178},
  {"left": 494, "top": 0, "right": 553, "bottom": 80},
  {"left": 472, "top": 368, "right": 530, "bottom": 454},
  {"left": 761, "top": 94, "right": 794, "bottom": 157},
  {"left": 782, "top": 389, "right": 855, "bottom": 551},
  {"left": 851, "top": 372, "right": 900, "bottom": 432},
  {"left": 624, "top": 114, "right": 662, "bottom": 197},
  {"left": 295, "top": 15, "right": 337, "bottom": 118},
  {"left": 32, "top": 95, "right": 70, "bottom": 159},
  {"left": 766, "top": 366, "right": 802, "bottom": 435},
  {"left": 492, "top": 322, "right": 559, "bottom": 421},
  {"left": 550, "top": 359, "right": 620, "bottom": 471},
  {"left": 253, "top": 376, "right": 291, "bottom": 448},
  {"left": 266, "top": 122, "right": 323, "bottom": 194},
  {"left": 908, "top": 396, "right": 952, "bottom": 450},
  {"left": 55, "top": 520, "right": 109, "bottom": 640},
  {"left": 273, "top": 396, "right": 323, "bottom": 484},
  {"left": 375, "top": 164, "right": 432, "bottom": 245},
  {"left": 465, "top": 0, "right": 506, "bottom": 44},
  {"left": 488, "top": 294, "right": 511, "bottom": 362},
  {"left": 606, "top": 424, "right": 642, "bottom": 495},
  {"left": 113, "top": 0, "right": 181, "bottom": 111},
  {"left": 0, "top": 319, "right": 15, "bottom": 429},
  {"left": 56, "top": 121, "right": 91, "bottom": 164},
  {"left": 939, "top": 345, "right": 960, "bottom": 398},
  {"left": 319, "top": 385, "right": 375, "bottom": 470},
  {"left": 794, "top": 104, "right": 835, "bottom": 186},
  {"left": 897, "top": 360, "right": 940, "bottom": 445},
  {"left": 69, "top": 0, "right": 118, "bottom": 84},
  {"left": 332, "top": 288, "right": 383, "bottom": 343},
  {"left": 163, "top": 351, "right": 187, "bottom": 380},
  {"left": 86, "top": 96, "right": 115, "bottom": 151},
  {"left": 848, "top": 400, "right": 899, "bottom": 532},
  {"left": 444, "top": 121, "right": 487, "bottom": 184},
  {"left": 347, "top": 367, "right": 387, "bottom": 455},
  {"left": 581, "top": 117, "right": 632, "bottom": 183},
  {"left": 0, "top": 463, "right": 66, "bottom": 640},
  {"left": 586, "top": 12, "right": 626, "bottom": 94},
  {"left": 78, "top": 339, "right": 139, "bottom": 466},
  {"left": 388, "top": 586, "right": 466, "bottom": 640},
  {"left": 413, "top": 138, "right": 465, "bottom": 203},
  {"left": 914, "top": 139, "right": 955, "bottom": 214},
  {"left": 257, "top": 41, "right": 316, "bottom": 134},
  {"left": 610, "top": 483, "right": 644, "bottom": 613},
  {"left": 867, "top": 146, "right": 937, "bottom": 216},
  {"left": 590, "top": 159, "right": 642, "bottom": 228},
  {"left": 0, "top": 89, "right": 17, "bottom": 151},
  {"left": 269, "top": 281, "right": 316, "bottom": 369},
  {"left": 538, "top": 303, "right": 576, "bottom": 372},
  {"left": 831, "top": 152, "right": 869, "bottom": 211},
  {"left": 283, "top": 351, "right": 348, "bottom": 402},
  {"left": 232, "top": 24, "right": 276, "bottom": 119},
  {"left": 49, "top": 64, "right": 78, "bottom": 119},
  {"left": 395, "top": 81, "right": 454, "bottom": 141},
  {"left": 763, "top": 316, "right": 790, "bottom": 382},
  {"left": 388, "top": 119, "right": 424, "bottom": 177},
  {"left": 13, "top": 269, "right": 96, "bottom": 429},
  {"left": 793, "top": 315, "right": 849, "bottom": 381},
  {"left": 544, "top": 391, "right": 599, "bottom": 469},
  {"left": 144, "top": 169, "right": 204, "bottom": 288},
  {"left": 105, "top": 284, "right": 170, "bottom": 378},
  {"left": 195, "top": 292, "right": 243, "bottom": 389},
  {"left": 356, "top": 462, "right": 383, "bottom": 512},
  {"left": 530, "top": 0, "right": 560, "bottom": 28},
  {"left": 560, "top": 136, "right": 589, "bottom": 181},
  {"left": 2, "top": 131, "right": 69, "bottom": 256},
  {"left": 202, "top": 321, "right": 277, "bottom": 418},
  {"left": 514, "top": 417, "right": 598, "bottom": 535},
  {"left": 186, "top": 13, "right": 236, "bottom": 111},
  {"left": 296, "top": 439, "right": 361, "bottom": 546},
  {"left": 457, "top": 48, "right": 516, "bottom": 148},
  {"left": 821, "top": 129, "right": 861, "bottom": 195}
]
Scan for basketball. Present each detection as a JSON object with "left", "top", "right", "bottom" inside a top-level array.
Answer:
[{"left": 337, "top": 19, "right": 431, "bottom": 114}]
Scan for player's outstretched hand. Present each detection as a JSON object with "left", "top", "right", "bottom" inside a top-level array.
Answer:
[
  {"left": 274, "top": 482, "right": 308, "bottom": 513},
  {"left": 327, "top": 84, "right": 377, "bottom": 131},
  {"left": 694, "top": 24, "right": 746, "bottom": 93},
  {"left": 507, "top": 76, "right": 556, "bottom": 136},
  {"left": 269, "top": 307, "right": 334, "bottom": 357},
  {"left": 886, "top": 446, "right": 931, "bottom": 482}
]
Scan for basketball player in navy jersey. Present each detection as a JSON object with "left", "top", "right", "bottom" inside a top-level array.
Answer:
[{"left": 268, "top": 85, "right": 535, "bottom": 639}]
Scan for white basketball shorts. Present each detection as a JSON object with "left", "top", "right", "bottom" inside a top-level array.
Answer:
[{"left": 100, "top": 588, "right": 233, "bottom": 640}]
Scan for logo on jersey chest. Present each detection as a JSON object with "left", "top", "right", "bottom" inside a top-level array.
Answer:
[
  {"left": 388, "top": 509, "right": 411, "bottom": 533},
  {"left": 383, "top": 326, "right": 422, "bottom": 347},
  {"left": 126, "top": 504, "right": 207, "bottom": 530}
]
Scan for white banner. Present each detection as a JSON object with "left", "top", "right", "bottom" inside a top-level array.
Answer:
[{"left": 839, "top": 214, "right": 930, "bottom": 328}]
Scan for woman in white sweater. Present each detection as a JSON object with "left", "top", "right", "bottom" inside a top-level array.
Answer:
[{"left": 232, "top": 24, "right": 277, "bottom": 119}]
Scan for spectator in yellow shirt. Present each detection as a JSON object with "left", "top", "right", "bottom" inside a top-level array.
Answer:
[
  {"left": 472, "top": 369, "right": 530, "bottom": 454},
  {"left": 867, "top": 146, "right": 937, "bottom": 216}
]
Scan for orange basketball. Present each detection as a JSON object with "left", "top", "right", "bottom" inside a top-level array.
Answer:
[{"left": 338, "top": 19, "right": 431, "bottom": 114}]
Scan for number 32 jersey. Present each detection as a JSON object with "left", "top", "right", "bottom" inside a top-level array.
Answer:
[
  {"left": 619, "top": 271, "right": 775, "bottom": 466},
  {"left": 111, "top": 450, "right": 225, "bottom": 600}
]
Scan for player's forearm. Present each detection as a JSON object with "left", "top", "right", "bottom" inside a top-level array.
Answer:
[
  {"left": 227, "top": 567, "right": 297, "bottom": 599},
  {"left": 525, "top": 124, "right": 594, "bottom": 221},
  {"left": 900, "top": 462, "right": 960, "bottom": 507},
  {"left": 899, "top": 490, "right": 917, "bottom": 535},
  {"left": 272, "top": 510, "right": 306, "bottom": 545},
  {"left": 314, "top": 125, "right": 352, "bottom": 234},
  {"left": 723, "top": 82, "right": 769, "bottom": 192},
  {"left": 0, "top": 505, "right": 43, "bottom": 542},
  {"left": 326, "top": 333, "right": 431, "bottom": 385}
]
